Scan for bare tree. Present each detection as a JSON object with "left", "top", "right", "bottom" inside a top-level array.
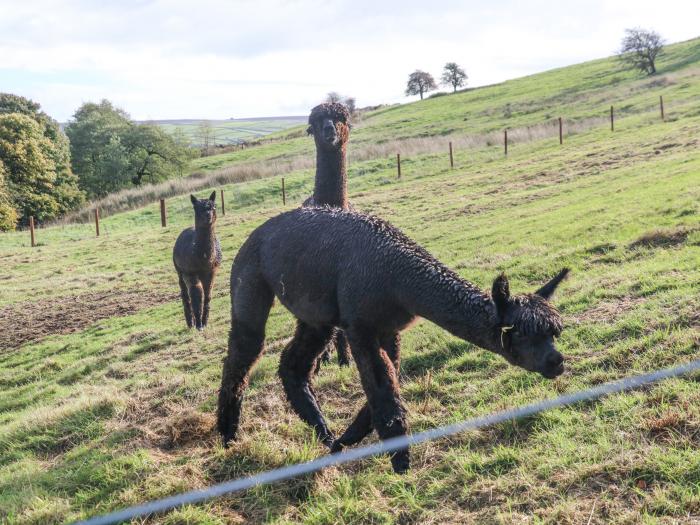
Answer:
[
  {"left": 325, "top": 92, "right": 343, "bottom": 103},
  {"left": 324, "top": 93, "right": 357, "bottom": 117},
  {"left": 405, "top": 70, "right": 437, "bottom": 100},
  {"left": 441, "top": 62, "right": 468, "bottom": 92},
  {"left": 197, "top": 120, "right": 215, "bottom": 155},
  {"left": 343, "top": 96, "right": 356, "bottom": 115},
  {"left": 618, "top": 28, "right": 665, "bottom": 75}
]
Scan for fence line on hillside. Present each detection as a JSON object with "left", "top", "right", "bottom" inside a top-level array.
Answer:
[
  {"left": 73, "top": 358, "right": 700, "bottom": 525},
  {"left": 24, "top": 93, "right": 673, "bottom": 247}
]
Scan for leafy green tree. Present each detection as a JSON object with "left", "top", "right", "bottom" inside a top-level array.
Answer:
[
  {"left": 0, "top": 103, "right": 84, "bottom": 226},
  {"left": 66, "top": 100, "right": 194, "bottom": 197},
  {"left": 0, "top": 93, "right": 84, "bottom": 227},
  {"left": 0, "top": 161, "right": 18, "bottom": 231}
]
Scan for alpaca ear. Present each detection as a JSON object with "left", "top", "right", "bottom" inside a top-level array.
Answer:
[
  {"left": 535, "top": 268, "right": 570, "bottom": 299},
  {"left": 492, "top": 273, "right": 510, "bottom": 315},
  {"left": 190, "top": 194, "right": 197, "bottom": 205},
  {"left": 209, "top": 191, "right": 216, "bottom": 202}
]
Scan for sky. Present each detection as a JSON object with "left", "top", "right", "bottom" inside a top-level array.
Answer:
[{"left": 1, "top": 0, "right": 698, "bottom": 122}]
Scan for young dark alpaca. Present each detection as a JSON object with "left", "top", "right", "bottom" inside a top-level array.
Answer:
[
  {"left": 217, "top": 207, "right": 568, "bottom": 473},
  {"left": 302, "top": 102, "right": 354, "bottom": 367},
  {"left": 173, "top": 192, "right": 222, "bottom": 331}
]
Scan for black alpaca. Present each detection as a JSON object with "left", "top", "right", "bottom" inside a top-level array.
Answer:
[
  {"left": 217, "top": 207, "right": 568, "bottom": 473},
  {"left": 303, "top": 102, "right": 354, "bottom": 210},
  {"left": 303, "top": 102, "right": 354, "bottom": 366},
  {"left": 173, "top": 192, "right": 222, "bottom": 330}
]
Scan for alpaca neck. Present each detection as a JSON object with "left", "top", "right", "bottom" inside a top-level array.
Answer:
[
  {"left": 398, "top": 260, "right": 501, "bottom": 352},
  {"left": 194, "top": 223, "right": 216, "bottom": 253},
  {"left": 313, "top": 142, "right": 348, "bottom": 208}
]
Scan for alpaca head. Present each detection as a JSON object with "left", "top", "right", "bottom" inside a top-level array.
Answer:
[
  {"left": 491, "top": 268, "right": 569, "bottom": 379},
  {"left": 190, "top": 191, "right": 217, "bottom": 228},
  {"left": 307, "top": 102, "right": 350, "bottom": 150}
]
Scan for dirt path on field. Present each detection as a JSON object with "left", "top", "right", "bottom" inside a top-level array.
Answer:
[{"left": 0, "top": 289, "right": 179, "bottom": 352}]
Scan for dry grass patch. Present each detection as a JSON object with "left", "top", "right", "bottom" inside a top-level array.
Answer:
[{"left": 629, "top": 225, "right": 698, "bottom": 249}]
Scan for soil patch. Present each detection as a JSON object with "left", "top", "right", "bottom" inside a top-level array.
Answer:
[{"left": 0, "top": 289, "right": 179, "bottom": 352}]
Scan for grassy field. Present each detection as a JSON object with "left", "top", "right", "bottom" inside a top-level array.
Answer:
[
  {"left": 0, "top": 39, "right": 699, "bottom": 524},
  {"left": 153, "top": 117, "right": 306, "bottom": 147}
]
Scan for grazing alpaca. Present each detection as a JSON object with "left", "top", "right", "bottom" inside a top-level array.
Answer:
[
  {"left": 217, "top": 207, "right": 568, "bottom": 473},
  {"left": 303, "top": 102, "right": 354, "bottom": 366},
  {"left": 173, "top": 192, "right": 222, "bottom": 330}
]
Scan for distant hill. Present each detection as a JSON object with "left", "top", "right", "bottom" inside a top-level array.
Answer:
[{"left": 143, "top": 116, "right": 307, "bottom": 147}]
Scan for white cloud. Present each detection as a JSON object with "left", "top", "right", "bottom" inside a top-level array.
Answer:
[{"left": 0, "top": 0, "right": 697, "bottom": 120}]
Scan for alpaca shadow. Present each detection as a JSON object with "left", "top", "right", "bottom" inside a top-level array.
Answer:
[{"left": 400, "top": 339, "right": 473, "bottom": 380}]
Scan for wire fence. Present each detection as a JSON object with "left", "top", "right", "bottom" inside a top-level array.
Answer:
[{"left": 73, "top": 357, "right": 700, "bottom": 525}]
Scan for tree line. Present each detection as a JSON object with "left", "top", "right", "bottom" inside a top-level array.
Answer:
[{"left": 0, "top": 95, "right": 193, "bottom": 231}]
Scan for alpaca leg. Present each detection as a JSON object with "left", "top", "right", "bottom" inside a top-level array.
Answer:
[
  {"left": 332, "top": 333, "right": 401, "bottom": 452},
  {"left": 314, "top": 329, "right": 350, "bottom": 375},
  {"left": 346, "top": 329, "right": 409, "bottom": 473},
  {"left": 201, "top": 272, "right": 214, "bottom": 327},
  {"left": 217, "top": 272, "right": 273, "bottom": 447},
  {"left": 334, "top": 329, "right": 352, "bottom": 366},
  {"left": 177, "top": 272, "right": 194, "bottom": 328},
  {"left": 279, "top": 322, "right": 335, "bottom": 447},
  {"left": 186, "top": 277, "right": 204, "bottom": 330}
]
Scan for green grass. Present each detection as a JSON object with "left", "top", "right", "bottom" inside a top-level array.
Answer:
[
  {"left": 0, "top": 38, "right": 699, "bottom": 524},
  {"left": 155, "top": 117, "right": 306, "bottom": 147}
]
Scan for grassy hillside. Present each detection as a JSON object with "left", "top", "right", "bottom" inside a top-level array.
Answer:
[
  {"left": 189, "top": 37, "right": 700, "bottom": 173},
  {"left": 0, "top": 39, "right": 699, "bottom": 524},
  {"left": 65, "top": 38, "right": 700, "bottom": 224},
  {"left": 153, "top": 117, "right": 306, "bottom": 147}
]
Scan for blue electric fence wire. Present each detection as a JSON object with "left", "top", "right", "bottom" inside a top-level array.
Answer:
[{"left": 74, "top": 358, "right": 700, "bottom": 525}]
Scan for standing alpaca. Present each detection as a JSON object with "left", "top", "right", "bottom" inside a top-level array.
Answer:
[
  {"left": 217, "top": 207, "right": 568, "bottom": 473},
  {"left": 303, "top": 102, "right": 354, "bottom": 366},
  {"left": 303, "top": 102, "right": 353, "bottom": 210},
  {"left": 173, "top": 192, "right": 222, "bottom": 330}
]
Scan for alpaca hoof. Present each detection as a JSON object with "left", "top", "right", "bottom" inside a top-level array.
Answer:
[
  {"left": 196, "top": 326, "right": 204, "bottom": 332},
  {"left": 390, "top": 451, "right": 410, "bottom": 474},
  {"left": 330, "top": 440, "right": 344, "bottom": 454},
  {"left": 221, "top": 432, "right": 236, "bottom": 449},
  {"left": 320, "top": 433, "right": 336, "bottom": 450}
]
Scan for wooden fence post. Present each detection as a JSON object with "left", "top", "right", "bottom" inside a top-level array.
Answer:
[
  {"left": 282, "top": 178, "right": 286, "bottom": 205},
  {"left": 504, "top": 130, "right": 508, "bottom": 156},
  {"left": 558, "top": 117, "right": 563, "bottom": 145},
  {"left": 610, "top": 105, "right": 614, "bottom": 131},
  {"left": 220, "top": 189, "right": 225, "bottom": 216},
  {"left": 160, "top": 199, "right": 166, "bottom": 227},
  {"left": 660, "top": 95, "right": 665, "bottom": 120},
  {"left": 29, "top": 216, "right": 36, "bottom": 247},
  {"left": 397, "top": 153, "right": 401, "bottom": 179},
  {"left": 94, "top": 208, "right": 100, "bottom": 237},
  {"left": 449, "top": 142, "right": 454, "bottom": 168}
]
